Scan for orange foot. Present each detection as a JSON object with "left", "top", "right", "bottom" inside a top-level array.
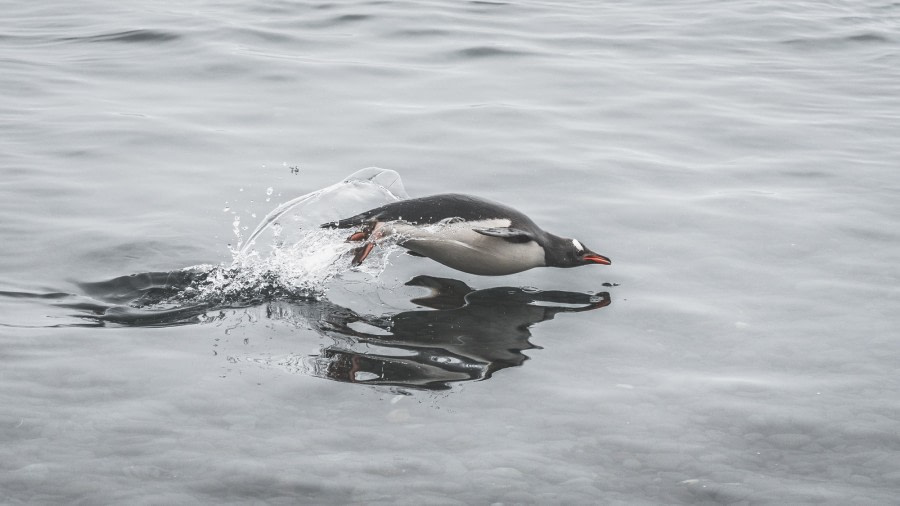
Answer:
[{"left": 345, "top": 222, "right": 381, "bottom": 266}]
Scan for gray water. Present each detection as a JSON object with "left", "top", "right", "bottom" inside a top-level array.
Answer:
[{"left": 2, "top": 0, "right": 900, "bottom": 504}]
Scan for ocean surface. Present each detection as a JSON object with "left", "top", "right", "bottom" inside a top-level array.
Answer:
[{"left": 2, "top": 0, "right": 899, "bottom": 503}]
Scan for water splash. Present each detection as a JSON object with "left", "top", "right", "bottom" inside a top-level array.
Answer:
[
  {"left": 238, "top": 166, "right": 407, "bottom": 256},
  {"left": 168, "top": 168, "right": 409, "bottom": 307}
]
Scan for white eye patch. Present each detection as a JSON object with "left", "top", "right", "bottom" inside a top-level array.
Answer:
[{"left": 572, "top": 239, "right": 584, "bottom": 253}]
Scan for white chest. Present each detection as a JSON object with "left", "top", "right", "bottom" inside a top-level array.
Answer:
[{"left": 381, "top": 219, "right": 546, "bottom": 276}]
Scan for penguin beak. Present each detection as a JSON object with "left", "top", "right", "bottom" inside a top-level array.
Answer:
[{"left": 583, "top": 252, "right": 611, "bottom": 265}]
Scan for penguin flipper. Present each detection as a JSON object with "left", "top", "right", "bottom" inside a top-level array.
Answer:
[{"left": 473, "top": 227, "right": 535, "bottom": 243}]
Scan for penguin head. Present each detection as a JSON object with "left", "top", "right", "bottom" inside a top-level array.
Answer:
[{"left": 548, "top": 238, "right": 611, "bottom": 268}]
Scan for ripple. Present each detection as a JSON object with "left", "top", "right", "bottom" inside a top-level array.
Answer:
[
  {"left": 782, "top": 31, "right": 893, "bottom": 49},
  {"left": 59, "top": 29, "right": 181, "bottom": 44},
  {"left": 0, "top": 290, "right": 70, "bottom": 300},
  {"left": 452, "top": 45, "right": 533, "bottom": 59},
  {"left": 390, "top": 28, "right": 454, "bottom": 38},
  {"left": 332, "top": 13, "right": 372, "bottom": 23},
  {"left": 301, "top": 12, "right": 376, "bottom": 29}
]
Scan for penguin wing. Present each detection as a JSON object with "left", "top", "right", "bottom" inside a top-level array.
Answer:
[{"left": 473, "top": 227, "right": 536, "bottom": 243}]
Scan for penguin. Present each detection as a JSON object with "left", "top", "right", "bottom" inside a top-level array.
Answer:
[{"left": 321, "top": 193, "right": 611, "bottom": 276}]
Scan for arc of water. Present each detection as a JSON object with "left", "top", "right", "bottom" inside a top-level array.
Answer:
[{"left": 238, "top": 168, "right": 408, "bottom": 257}]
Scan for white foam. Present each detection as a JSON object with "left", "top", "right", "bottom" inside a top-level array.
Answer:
[{"left": 171, "top": 168, "right": 409, "bottom": 305}]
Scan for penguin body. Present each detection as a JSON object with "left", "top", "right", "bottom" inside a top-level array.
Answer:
[{"left": 322, "top": 193, "right": 610, "bottom": 276}]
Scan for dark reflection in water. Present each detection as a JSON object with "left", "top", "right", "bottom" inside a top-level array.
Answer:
[
  {"left": 300, "top": 276, "right": 610, "bottom": 390},
  {"left": 55, "top": 273, "right": 610, "bottom": 390}
]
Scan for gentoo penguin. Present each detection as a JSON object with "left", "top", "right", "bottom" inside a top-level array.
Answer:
[{"left": 321, "top": 193, "right": 611, "bottom": 276}]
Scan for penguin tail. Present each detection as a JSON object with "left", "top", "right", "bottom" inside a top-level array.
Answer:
[
  {"left": 320, "top": 219, "right": 355, "bottom": 229},
  {"left": 320, "top": 211, "right": 373, "bottom": 230}
]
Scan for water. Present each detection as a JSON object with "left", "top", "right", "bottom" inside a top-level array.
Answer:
[{"left": 2, "top": 0, "right": 899, "bottom": 503}]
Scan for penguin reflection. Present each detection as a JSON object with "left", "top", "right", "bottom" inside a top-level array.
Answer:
[
  {"left": 65, "top": 272, "right": 610, "bottom": 391},
  {"left": 303, "top": 276, "right": 611, "bottom": 390}
]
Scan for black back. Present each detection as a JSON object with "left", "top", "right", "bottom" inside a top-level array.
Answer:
[{"left": 323, "top": 193, "right": 544, "bottom": 235}]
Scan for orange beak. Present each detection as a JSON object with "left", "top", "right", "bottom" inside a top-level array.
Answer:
[{"left": 584, "top": 253, "right": 611, "bottom": 265}]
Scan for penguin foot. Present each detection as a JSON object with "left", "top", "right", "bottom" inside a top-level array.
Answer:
[
  {"left": 351, "top": 242, "right": 376, "bottom": 266},
  {"left": 347, "top": 230, "right": 369, "bottom": 242},
  {"left": 346, "top": 222, "right": 384, "bottom": 266}
]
